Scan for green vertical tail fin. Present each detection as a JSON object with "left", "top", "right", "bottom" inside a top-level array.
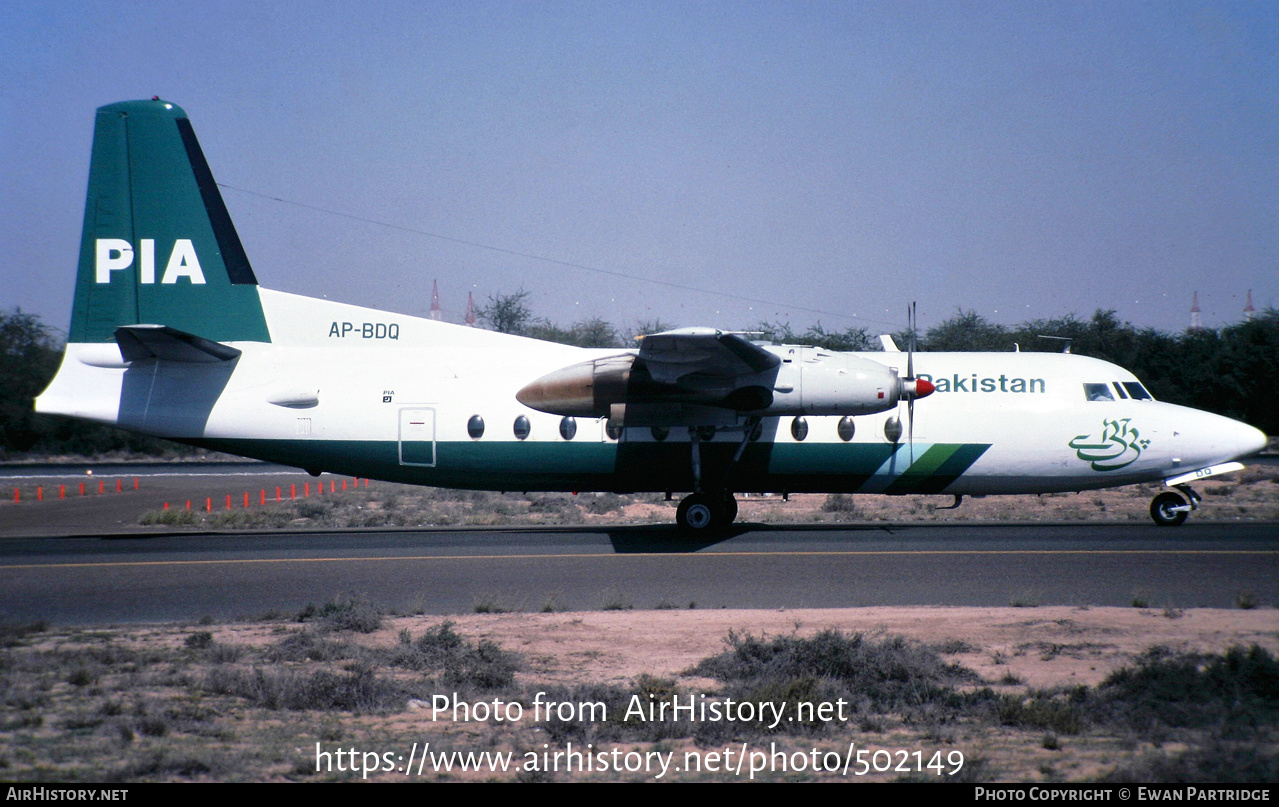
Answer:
[{"left": 69, "top": 98, "right": 271, "bottom": 344}]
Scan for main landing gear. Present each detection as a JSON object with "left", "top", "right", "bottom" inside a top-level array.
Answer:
[
  {"left": 1149, "top": 485, "right": 1200, "bottom": 527},
  {"left": 676, "top": 491, "right": 738, "bottom": 532},
  {"left": 673, "top": 419, "right": 754, "bottom": 533}
]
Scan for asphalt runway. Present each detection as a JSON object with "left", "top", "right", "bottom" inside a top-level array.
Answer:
[
  {"left": 2, "top": 462, "right": 1276, "bottom": 624},
  {"left": 1, "top": 522, "right": 1275, "bottom": 624}
]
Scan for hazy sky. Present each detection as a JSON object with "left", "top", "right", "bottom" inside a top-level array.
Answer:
[{"left": 3, "top": 1, "right": 1275, "bottom": 337}]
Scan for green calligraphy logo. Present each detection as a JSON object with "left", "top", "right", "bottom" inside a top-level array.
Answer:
[{"left": 1068, "top": 418, "right": 1151, "bottom": 471}]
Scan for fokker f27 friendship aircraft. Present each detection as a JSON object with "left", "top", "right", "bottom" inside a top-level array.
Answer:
[{"left": 36, "top": 99, "right": 1268, "bottom": 531}]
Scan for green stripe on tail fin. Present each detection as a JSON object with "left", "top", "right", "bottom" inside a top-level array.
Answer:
[{"left": 69, "top": 99, "right": 271, "bottom": 344}]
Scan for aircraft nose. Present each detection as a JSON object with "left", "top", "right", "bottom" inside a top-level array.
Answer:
[
  {"left": 1237, "top": 421, "right": 1269, "bottom": 457},
  {"left": 1177, "top": 409, "right": 1268, "bottom": 466},
  {"left": 1211, "top": 415, "right": 1269, "bottom": 461}
]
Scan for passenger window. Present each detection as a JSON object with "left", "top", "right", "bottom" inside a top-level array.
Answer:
[
  {"left": 467, "top": 415, "right": 485, "bottom": 439},
  {"left": 513, "top": 415, "right": 530, "bottom": 440},
  {"left": 1122, "top": 382, "right": 1154, "bottom": 400},
  {"left": 837, "top": 416, "right": 855, "bottom": 442},
  {"left": 559, "top": 416, "right": 577, "bottom": 440},
  {"left": 1083, "top": 383, "right": 1114, "bottom": 402},
  {"left": 791, "top": 417, "right": 808, "bottom": 441}
]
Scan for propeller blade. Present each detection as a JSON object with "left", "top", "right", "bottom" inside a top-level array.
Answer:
[
  {"left": 907, "top": 302, "right": 917, "bottom": 463},
  {"left": 908, "top": 397, "right": 915, "bottom": 464},
  {"left": 907, "top": 304, "right": 915, "bottom": 381}
]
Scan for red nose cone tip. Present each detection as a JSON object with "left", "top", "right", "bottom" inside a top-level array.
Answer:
[{"left": 914, "top": 378, "right": 935, "bottom": 398}]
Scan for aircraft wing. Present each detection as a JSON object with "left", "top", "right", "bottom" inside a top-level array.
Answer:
[
  {"left": 517, "top": 328, "right": 782, "bottom": 418},
  {"left": 637, "top": 328, "right": 780, "bottom": 389}
]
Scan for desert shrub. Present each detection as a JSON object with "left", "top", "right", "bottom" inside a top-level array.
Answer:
[
  {"left": 305, "top": 595, "right": 384, "bottom": 634},
  {"left": 0, "top": 621, "right": 46, "bottom": 648},
  {"left": 139, "top": 509, "right": 200, "bottom": 526},
  {"left": 1103, "top": 742, "right": 1279, "bottom": 783},
  {"left": 265, "top": 630, "right": 361, "bottom": 663},
  {"left": 691, "top": 630, "right": 979, "bottom": 736},
  {"left": 531, "top": 678, "right": 696, "bottom": 745},
  {"left": 821, "top": 494, "right": 857, "bottom": 513},
  {"left": 184, "top": 632, "right": 214, "bottom": 650},
  {"left": 378, "top": 621, "right": 520, "bottom": 690},
  {"left": 205, "top": 665, "right": 408, "bottom": 713},
  {"left": 695, "top": 630, "right": 975, "bottom": 705},
  {"left": 1096, "top": 645, "right": 1279, "bottom": 735},
  {"left": 991, "top": 687, "right": 1087, "bottom": 734}
]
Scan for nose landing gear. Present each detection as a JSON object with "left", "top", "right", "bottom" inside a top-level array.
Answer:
[{"left": 1150, "top": 484, "right": 1200, "bottom": 527}]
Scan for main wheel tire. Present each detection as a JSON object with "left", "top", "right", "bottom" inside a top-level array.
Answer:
[
  {"left": 677, "top": 493, "right": 723, "bottom": 532},
  {"left": 1150, "top": 491, "right": 1189, "bottom": 527},
  {"left": 721, "top": 493, "right": 738, "bottom": 524}
]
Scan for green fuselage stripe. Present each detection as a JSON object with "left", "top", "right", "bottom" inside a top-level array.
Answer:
[
  {"left": 883, "top": 443, "right": 992, "bottom": 494},
  {"left": 192, "top": 437, "right": 992, "bottom": 495}
]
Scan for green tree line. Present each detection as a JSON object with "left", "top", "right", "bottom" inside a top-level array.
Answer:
[{"left": 3, "top": 301, "right": 1275, "bottom": 457}]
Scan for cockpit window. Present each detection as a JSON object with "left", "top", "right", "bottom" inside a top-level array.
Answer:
[
  {"left": 1113, "top": 383, "right": 1129, "bottom": 399},
  {"left": 1122, "top": 382, "right": 1154, "bottom": 401},
  {"left": 1083, "top": 383, "right": 1114, "bottom": 402}
]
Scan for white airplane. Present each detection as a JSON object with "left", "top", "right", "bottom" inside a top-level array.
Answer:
[{"left": 36, "top": 99, "right": 1268, "bottom": 531}]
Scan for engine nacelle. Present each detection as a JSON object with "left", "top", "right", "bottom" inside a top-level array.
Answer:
[
  {"left": 516, "top": 345, "right": 934, "bottom": 422},
  {"left": 515, "top": 354, "right": 634, "bottom": 418}
]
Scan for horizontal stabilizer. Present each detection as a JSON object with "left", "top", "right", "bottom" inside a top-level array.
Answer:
[{"left": 114, "top": 324, "right": 242, "bottom": 363}]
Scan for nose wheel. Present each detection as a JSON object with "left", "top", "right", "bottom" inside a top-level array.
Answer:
[
  {"left": 1150, "top": 486, "right": 1198, "bottom": 527},
  {"left": 676, "top": 492, "right": 738, "bottom": 533}
]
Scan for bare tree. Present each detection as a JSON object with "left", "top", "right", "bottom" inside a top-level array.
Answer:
[{"left": 477, "top": 289, "right": 534, "bottom": 335}]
